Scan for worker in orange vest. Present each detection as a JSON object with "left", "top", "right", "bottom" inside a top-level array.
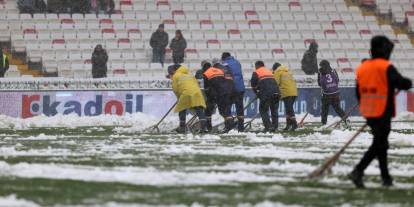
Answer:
[
  {"left": 250, "top": 61, "right": 280, "bottom": 132},
  {"left": 203, "top": 61, "right": 235, "bottom": 133},
  {"left": 349, "top": 36, "right": 412, "bottom": 188}
]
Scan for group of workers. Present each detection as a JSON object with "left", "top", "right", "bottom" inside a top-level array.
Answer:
[
  {"left": 167, "top": 51, "right": 352, "bottom": 133},
  {"left": 167, "top": 35, "right": 413, "bottom": 189},
  {"left": 168, "top": 51, "right": 322, "bottom": 134}
]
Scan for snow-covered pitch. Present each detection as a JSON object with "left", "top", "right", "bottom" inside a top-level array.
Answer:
[{"left": 0, "top": 113, "right": 414, "bottom": 206}]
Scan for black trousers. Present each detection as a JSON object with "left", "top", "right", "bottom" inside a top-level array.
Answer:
[
  {"left": 179, "top": 107, "right": 206, "bottom": 125},
  {"left": 231, "top": 91, "right": 245, "bottom": 118},
  {"left": 205, "top": 95, "right": 232, "bottom": 118},
  {"left": 172, "top": 54, "right": 184, "bottom": 64},
  {"left": 259, "top": 94, "right": 279, "bottom": 130},
  {"left": 321, "top": 94, "right": 346, "bottom": 125},
  {"left": 283, "top": 96, "right": 296, "bottom": 118},
  {"left": 355, "top": 116, "right": 391, "bottom": 181}
]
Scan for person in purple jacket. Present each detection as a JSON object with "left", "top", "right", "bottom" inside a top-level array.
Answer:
[{"left": 317, "top": 60, "right": 349, "bottom": 126}]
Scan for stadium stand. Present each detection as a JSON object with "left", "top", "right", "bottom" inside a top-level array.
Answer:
[{"left": 0, "top": 0, "right": 414, "bottom": 79}]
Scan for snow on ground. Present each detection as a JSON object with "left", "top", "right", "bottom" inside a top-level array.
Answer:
[
  {"left": 0, "top": 112, "right": 413, "bottom": 206},
  {"left": 0, "top": 195, "right": 39, "bottom": 207}
]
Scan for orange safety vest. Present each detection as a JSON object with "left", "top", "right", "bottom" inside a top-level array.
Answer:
[
  {"left": 203, "top": 67, "right": 224, "bottom": 80},
  {"left": 356, "top": 58, "right": 390, "bottom": 118},
  {"left": 256, "top": 67, "right": 274, "bottom": 81}
]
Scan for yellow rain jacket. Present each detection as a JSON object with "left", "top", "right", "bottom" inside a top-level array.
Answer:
[
  {"left": 273, "top": 65, "right": 298, "bottom": 98},
  {"left": 172, "top": 65, "right": 206, "bottom": 112}
]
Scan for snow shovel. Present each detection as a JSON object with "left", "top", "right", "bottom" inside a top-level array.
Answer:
[
  {"left": 308, "top": 124, "right": 367, "bottom": 179},
  {"left": 212, "top": 96, "right": 258, "bottom": 131},
  {"left": 297, "top": 112, "right": 309, "bottom": 128},
  {"left": 327, "top": 103, "right": 358, "bottom": 129},
  {"left": 145, "top": 101, "right": 177, "bottom": 133},
  {"left": 243, "top": 113, "right": 261, "bottom": 131}
]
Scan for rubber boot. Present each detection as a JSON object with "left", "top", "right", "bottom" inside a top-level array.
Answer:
[
  {"left": 206, "top": 117, "right": 213, "bottom": 132},
  {"left": 175, "top": 121, "right": 187, "bottom": 134},
  {"left": 382, "top": 176, "right": 393, "bottom": 187},
  {"left": 283, "top": 118, "right": 291, "bottom": 131},
  {"left": 223, "top": 118, "right": 234, "bottom": 133},
  {"left": 348, "top": 169, "right": 365, "bottom": 189},
  {"left": 262, "top": 119, "right": 272, "bottom": 133},
  {"left": 290, "top": 118, "right": 298, "bottom": 131},
  {"left": 199, "top": 119, "right": 209, "bottom": 134},
  {"left": 237, "top": 117, "right": 245, "bottom": 132}
]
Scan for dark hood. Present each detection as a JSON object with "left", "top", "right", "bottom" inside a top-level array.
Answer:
[
  {"left": 309, "top": 42, "right": 318, "bottom": 53},
  {"left": 94, "top": 44, "right": 104, "bottom": 53},
  {"left": 319, "top": 60, "right": 332, "bottom": 74},
  {"left": 370, "top": 35, "right": 394, "bottom": 60}
]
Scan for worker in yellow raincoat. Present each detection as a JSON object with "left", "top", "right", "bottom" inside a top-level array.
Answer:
[
  {"left": 273, "top": 63, "right": 298, "bottom": 131},
  {"left": 168, "top": 64, "right": 208, "bottom": 133}
]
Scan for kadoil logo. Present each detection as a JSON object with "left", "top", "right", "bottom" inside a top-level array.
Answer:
[{"left": 22, "top": 93, "right": 143, "bottom": 118}]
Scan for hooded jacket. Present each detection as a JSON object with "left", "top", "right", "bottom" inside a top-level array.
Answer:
[
  {"left": 172, "top": 65, "right": 206, "bottom": 112},
  {"left": 356, "top": 36, "right": 412, "bottom": 118},
  {"left": 169, "top": 36, "right": 187, "bottom": 58},
  {"left": 222, "top": 56, "right": 245, "bottom": 93},
  {"left": 150, "top": 29, "right": 169, "bottom": 50},
  {"left": 273, "top": 65, "right": 297, "bottom": 98},
  {"left": 91, "top": 45, "right": 108, "bottom": 78},
  {"left": 301, "top": 42, "right": 318, "bottom": 75},
  {"left": 318, "top": 60, "right": 340, "bottom": 96}
]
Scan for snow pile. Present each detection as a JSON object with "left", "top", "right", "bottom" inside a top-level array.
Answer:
[
  {"left": 0, "top": 195, "right": 39, "bottom": 207},
  {"left": 0, "top": 113, "right": 160, "bottom": 130}
]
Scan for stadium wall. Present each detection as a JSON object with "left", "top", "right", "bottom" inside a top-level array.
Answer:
[{"left": 0, "top": 88, "right": 410, "bottom": 119}]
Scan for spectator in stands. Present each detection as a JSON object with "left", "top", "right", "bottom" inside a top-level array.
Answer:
[
  {"left": 170, "top": 30, "right": 187, "bottom": 64},
  {"left": 272, "top": 62, "right": 298, "bottom": 131},
  {"left": 18, "top": 0, "right": 46, "bottom": 13},
  {"left": 105, "top": 0, "right": 115, "bottom": 14},
  {"left": 0, "top": 47, "right": 10, "bottom": 78},
  {"left": 150, "top": 24, "right": 169, "bottom": 67},
  {"left": 222, "top": 52, "right": 246, "bottom": 132},
  {"left": 317, "top": 60, "right": 349, "bottom": 126},
  {"left": 301, "top": 41, "right": 319, "bottom": 75},
  {"left": 91, "top": 44, "right": 108, "bottom": 78}
]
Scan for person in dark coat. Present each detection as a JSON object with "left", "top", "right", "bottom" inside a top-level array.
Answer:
[
  {"left": 150, "top": 24, "right": 169, "bottom": 67},
  {"left": 0, "top": 47, "right": 10, "bottom": 78},
  {"left": 170, "top": 30, "right": 187, "bottom": 64},
  {"left": 222, "top": 52, "right": 246, "bottom": 132},
  {"left": 203, "top": 61, "right": 235, "bottom": 132},
  {"left": 195, "top": 60, "right": 209, "bottom": 80},
  {"left": 349, "top": 36, "right": 412, "bottom": 188},
  {"left": 301, "top": 41, "right": 318, "bottom": 75},
  {"left": 317, "top": 60, "right": 348, "bottom": 126},
  {"left": 250, "top": 61, "right": 280, "bottom": 132},
  {"left": 91, "top": 44, "right": 108, "bottom": 78}
]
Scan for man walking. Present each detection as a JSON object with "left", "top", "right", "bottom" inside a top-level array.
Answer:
[
  {"left": 318, "top": 60, "right": 349, "bottom": 126},
  {"left": 273, "top": 62, "right": 298, "bottom": 131},
  {"left": 250, "top": 61, "right": 280, "bottom": 132},
  {"left": 349, "top": 36, "right": 412, "bottom": 188},
  {"left": 222, "top": 52, "right": 246, "bottom": 132},
  {"left": 150, "top": 24, "right": 169, "bottom": 67}
]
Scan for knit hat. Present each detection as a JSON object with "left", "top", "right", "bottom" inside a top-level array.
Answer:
[
  {"left": 166, "top": 64, "right": 180, "bottom": 78},
  {"left": 158, "top": 24, "right": 165, "bottom": 29}
]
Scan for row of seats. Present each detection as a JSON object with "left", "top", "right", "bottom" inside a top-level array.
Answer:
[
  {"left": 0, "top": 20, "right": 391, "bottom": 34},
  {"left": 116, "top": 1, "right": 352, "bottom": 12},
  {"left": 0, "top": 10, "right": 369, "bottom": 22}
]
